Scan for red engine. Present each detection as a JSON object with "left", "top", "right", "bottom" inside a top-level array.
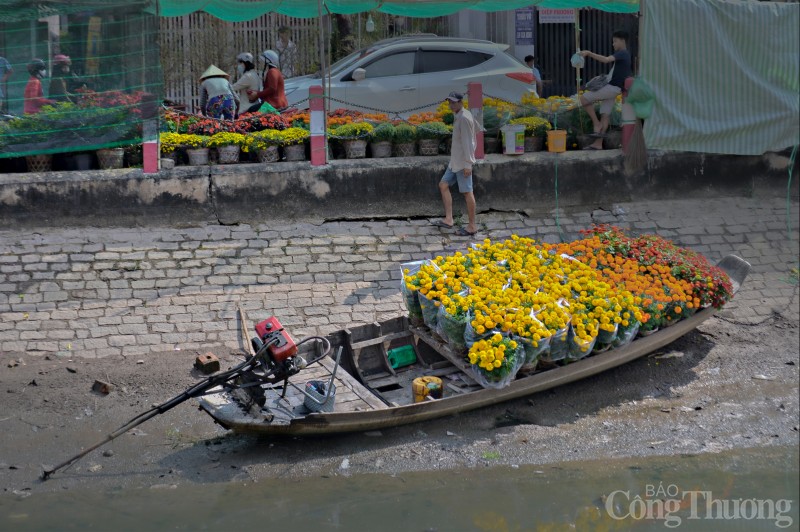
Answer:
[{"left": 254, "top": 316, "right": 297, "bottom": 362}]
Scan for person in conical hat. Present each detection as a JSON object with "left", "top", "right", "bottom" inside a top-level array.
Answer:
[{"left": 199, "top": 65, "right": 239, "bottom": 119}]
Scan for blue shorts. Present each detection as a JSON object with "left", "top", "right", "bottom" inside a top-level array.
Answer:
[{"left": 440, "top": 167, "right": 473, "bottom": 193}]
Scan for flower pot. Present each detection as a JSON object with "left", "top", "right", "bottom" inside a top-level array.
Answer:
[
  {"left": 546, "top": 130, "right": 567, "bottom": 153},
  {"left": 418, "top": 138, "right": 440, "bottom": 156},
  {"left": 524, "top": 136, "right": 544, "bottom": 152},
  {"left": 161, "top": 151, "right": 179, "bottom": 165},
  {"left": 25, "top": 154, "right": 52, "bottom": 172},
  {"left": 604, "top": 130, "right": 623, "bottom": 149},
  {"left": 638, "top": 327, "right": 659, "bottom": 337},
  {"left": 65, "top": 152, "right": 94, "bottom": 171},
  {"left": 369, "top": 141, "right": 392, "bottom": 158},
  {"left": 217, "top": 145, "right": 240, "bottom": 164},
  {"left": 125, "top": 148, "right": 143, "bottom": 167},
  {"left": 394, "top": 142, "right": 415, "bottom": 157},
  {"left": 96, "top": 148, "right": 125, "bottom": 170},
  {"left": 283, "top": 143, "right": 306, "bottom": 162},
  {"left": 257, "top": 146, "right": 279, "bottom": 163},
  {"left": 186, "top": 147, "right": 210, "bottom": 166},
  {"left": 484, "top": 137, "right": 500, "bottom": 154},
  {"left": 343, "top": 139, "right": 368, "bottom": 159}
]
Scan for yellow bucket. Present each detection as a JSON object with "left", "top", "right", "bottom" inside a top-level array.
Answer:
[
  {"left": 412, "top": 376, "right": 443, "bottom": 403},
  {"left": 546, "top": 130, "right": 567, "bottom": 153}
]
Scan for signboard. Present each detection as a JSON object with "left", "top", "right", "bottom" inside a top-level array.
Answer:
[
  {"left": 515, "top": 7, "right": 535, "bottom": 45},
  {"left": 539, "top": 8, "right": 574, "bottom": 24}
]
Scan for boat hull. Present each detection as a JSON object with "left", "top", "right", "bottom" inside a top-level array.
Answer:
[{"left": 200, "top": 305, "right": 717, "bottom": 436}]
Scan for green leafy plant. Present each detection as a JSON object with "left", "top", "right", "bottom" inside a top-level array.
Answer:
[
  {"left": 482, "top": 105, "right": 512, "bottom": 139},
  {"left": 416, "top": 121, "right": 450, "bottom": 140},
  {"left": 393, "top": 123, "right": 417, "bottom": 144},
  {"left": 370, "top": 122, "right": 395, "bottom": 142}
]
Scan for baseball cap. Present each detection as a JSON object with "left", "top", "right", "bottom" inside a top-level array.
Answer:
[{"left": 445, "top": 91, "right": 463, "bottom": 102}]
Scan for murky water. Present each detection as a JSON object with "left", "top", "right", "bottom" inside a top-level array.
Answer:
[{"left": 2, "top": 446, "right": 797, "bottom": 531}]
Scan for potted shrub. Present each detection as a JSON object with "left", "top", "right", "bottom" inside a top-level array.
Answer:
[
  {"left": 333, "top": 122, "right": 373, "bottom": 159},
  {"left": 368, "top": 122, "right": 395, "bottom": 158},
  {"left": 416, "top": 121, "right": 450, "bottom": 156},
  {"left": 482, "top": 104, "right": 511, "bottom": 153},
  {"left": 245, "top": 129, "right": 282, "bottom": 163},
  {"left": 509, "top": 116, "right": 552, "bottom": 152},
  {"left": 96, "top": 146, "right": 126, "bottom": 170},
  {"left": 207, "top": 132, "right": 246, "bottom": 164},
  {"left": 183, "top": 134, "right": 210, "bottom": 166},
  {"left": 279, "top": 127, "right": 310, "bottom": 161},
  {"left": 393, "top": 123, "right": 417, "bottom": 157}
]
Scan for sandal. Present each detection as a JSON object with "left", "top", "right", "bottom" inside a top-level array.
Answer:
[
  {"left": 455, "top": 227, "right": 477, "bottom": 236},
  {"left": 431, "top": 220, "right": 454, "bottom": 229}
]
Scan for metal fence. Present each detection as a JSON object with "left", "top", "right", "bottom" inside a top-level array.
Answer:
[
  {"left": 159, "top": 12, "right": 451, "bottom": 112},
  {"left": 158, "top": 9, "right": 637, "bottom": 111}
]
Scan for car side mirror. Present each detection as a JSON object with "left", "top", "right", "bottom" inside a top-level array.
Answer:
[{"left": 351, "top": 68, "right": 366, "bottom": 81}]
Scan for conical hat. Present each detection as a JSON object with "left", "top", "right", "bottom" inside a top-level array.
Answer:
[{"left": 200, "top": 65, "right": 230, "bottom": 80}]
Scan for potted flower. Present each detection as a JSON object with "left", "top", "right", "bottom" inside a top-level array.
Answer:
[
  {"left": 333, "top": 122, "right": 374, "bottom": 159},
  {"left": 392, "top": 123, "right": 416, "bottom": 157},
  {"left": 206, "top": 132, "right": 246, "bottom": 164},
  {"left": 159, "top": 132, "right": 184, "bottom": 163},
  {"left": 245, "top": 129, "right": 282, "bottom": 163},
  {"left": 183, "top": 134, "right": 210, "bottom": 166},
  {"left": 466, "top": 333, "right": 525, "bottom": 389},
  {"left": 416, "top": 121, "right": 450, "bottom": 156},
  {"left": 509, "top": 116, "right": 551, "bottom": 152},
  {"left": 368, "top": 122, "right": 395, "bottom": 158},
  {"left": 279, "top": 127, "right": 310, "bottom": 162}
]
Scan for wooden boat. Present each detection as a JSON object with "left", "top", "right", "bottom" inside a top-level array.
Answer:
[{"left": 199, "top": 255, "right": 750, "bottom": 436}]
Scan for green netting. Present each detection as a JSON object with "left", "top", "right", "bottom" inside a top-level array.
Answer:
[
  {"left": 158, "top": 0, "right": 639, "bottom": 21},
  {"left": 0, "top": 3, "right": 162, "bottom": 158}
]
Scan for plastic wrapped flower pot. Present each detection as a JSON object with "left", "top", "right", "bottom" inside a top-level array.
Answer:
[
  {"left": 517, "top": 334, "right": 550, "bottom": 372},
  {"left": 596, "top": 323, "right": 619, "bottom": 346},
  {"left": 438, "top": 305, "right": 468, "bottom": 353},
  {"left": 566, "top": 326, "right": 597, "bottom": 362},
  {"left": 400, "top": 260, "right": 426, "bottom": 325},
  {"left": 545, "top": 326, "right": 569, "bottom": 362},
  {"left": 466, "top": 334, "right": 525, "bottom": 389},
  {"left": 612, "top": 320, "right": 640, "bottom": 348},
  {"left": 418, "top": 292, "right": 439, "bottom": 331}
]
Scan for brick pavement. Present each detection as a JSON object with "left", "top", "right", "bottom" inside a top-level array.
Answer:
[{"left": 0, "top": 196, "right": 797, "bottom": 358}]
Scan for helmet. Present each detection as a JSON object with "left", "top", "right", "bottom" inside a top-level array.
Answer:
[
  {"left": 260, "top": 49, "right": 279, "bottom": 67},
  {"left": 53, "top": 54, "right": 71, "bottom": 66},
  {"left": 236, "top": 52, "right": 253, "bottom": 63},
  {"left": 28, "top": 58, "right": 46, "bottom": 76}
]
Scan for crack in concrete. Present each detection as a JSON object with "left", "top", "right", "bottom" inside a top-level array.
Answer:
[{"left": 207, "top": 172, "right": 239, "bottom": 227}]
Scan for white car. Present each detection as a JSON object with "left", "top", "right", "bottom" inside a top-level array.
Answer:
[{"left": 284, "top": 35, "right": 535, "bottom": 116}]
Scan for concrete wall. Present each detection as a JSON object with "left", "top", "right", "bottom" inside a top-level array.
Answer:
[{"left": 1, "top": 149, "right": 797, "bottom": 228}]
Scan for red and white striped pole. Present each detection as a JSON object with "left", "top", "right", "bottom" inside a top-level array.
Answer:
[
  {"left": 621, "top": 77, "right": 635, "bottom": 153},
  {"left": 141, "top": 94, "right": 159, "bottom": 173},
  {"left": 467, "top": 82, "right": 484, "bottom": 160},
  {"left": 309, "top": 85, "right": 327, "bottom": 166}
]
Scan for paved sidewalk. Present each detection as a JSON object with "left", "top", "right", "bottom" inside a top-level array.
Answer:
[{"left": 1, "top": 196, "right": 797, "bottom": 358}]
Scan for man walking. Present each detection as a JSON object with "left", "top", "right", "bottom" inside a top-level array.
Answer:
[{"left": 432, "top": 91, "right": 478, "bottom": 236}]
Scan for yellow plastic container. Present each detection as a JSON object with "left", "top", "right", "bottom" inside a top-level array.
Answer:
[
  {"left": 546, "top": 130, "right": 567, "bottom": 153},
  {"left": 412, "top": 376, "right": 443, "bottom": 403}
]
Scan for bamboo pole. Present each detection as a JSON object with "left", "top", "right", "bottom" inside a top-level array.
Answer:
[{"left": 574, "top": 8, "right": 581, "bottom": 95}]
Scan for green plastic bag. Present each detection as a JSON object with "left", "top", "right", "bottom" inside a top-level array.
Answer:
[
  {"left": 258, "top": 102, "right": 278, "bottom": 114},
  {"left": 626, "top": 78, "right": 655, "bottom": 119}
]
